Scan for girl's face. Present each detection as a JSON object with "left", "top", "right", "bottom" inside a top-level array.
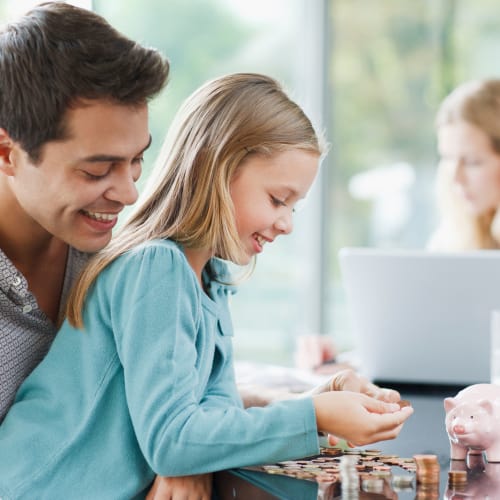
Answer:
[
  {"left": 438, "top": 120, "right": 500, "bottom": 215},
  {"left": 230, "top": 148, "right": 319, "bottom": 265}
]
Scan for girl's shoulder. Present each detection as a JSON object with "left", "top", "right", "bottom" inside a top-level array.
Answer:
[
  {"left": 125, "top": 239, "right": 185, "bottom": 261},
  {"left": 106, "top": 239, "right": 190, "bottom": 276},
  {"left": 130, "top": 238, "right": 184, "bottom": 256}
]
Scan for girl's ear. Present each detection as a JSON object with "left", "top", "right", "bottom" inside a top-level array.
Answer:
[{"left": 0, "top": 128, "right": 16, "bottom": 176}]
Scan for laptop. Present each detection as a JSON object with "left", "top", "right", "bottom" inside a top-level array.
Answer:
[{"left": 339, "top": 248, "right": 500, "bottom": 386}]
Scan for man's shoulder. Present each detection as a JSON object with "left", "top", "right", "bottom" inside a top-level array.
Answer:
[{"left": 68, "top": 247, "right": 92, "bottom": 272}]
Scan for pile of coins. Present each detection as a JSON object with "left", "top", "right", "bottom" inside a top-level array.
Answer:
[
  {"left": 413, "top": 454, "right": 440, "bottom": 499},
  {"left": 248, "top": 447, "right": 417, "bottom": 495},
  {"left": 414, "top": 454, "right": 440, "bottom": 484},
  {"left": 339, "top": 455, "right": 359, "bottom": 498},
  {"left": 392, "top": 473, "right": 414, "bottom": 490},
  {"left": 448, "top": 470, "right": 468, "bottom": 489},
  {"left": 249, "top": 448, "right": 472, "bottom": 497}
]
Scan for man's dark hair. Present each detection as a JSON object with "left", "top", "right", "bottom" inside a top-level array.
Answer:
[{"left": 0, "top": 1, "right": 169, "bottom": 161}]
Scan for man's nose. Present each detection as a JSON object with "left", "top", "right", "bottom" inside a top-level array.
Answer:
[{"left": 105, "top": 167, "right": 139, "bottom": 206}]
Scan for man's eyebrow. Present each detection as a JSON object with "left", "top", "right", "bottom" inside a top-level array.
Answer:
[{"left": 81, "top": 135, "right": 152, "bottom": 163}]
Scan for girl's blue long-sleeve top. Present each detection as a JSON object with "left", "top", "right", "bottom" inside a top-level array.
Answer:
[{"left": 0, "top": 239, "right": 319, "bottom": 499}]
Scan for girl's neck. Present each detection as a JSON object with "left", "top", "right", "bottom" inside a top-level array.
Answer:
[{"left": 183, "top": 246, "right": 213, "bottom": 287}]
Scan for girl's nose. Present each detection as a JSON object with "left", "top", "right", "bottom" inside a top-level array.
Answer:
[{"left": 274, "top": 211, "right": 293, "bottom": 234}]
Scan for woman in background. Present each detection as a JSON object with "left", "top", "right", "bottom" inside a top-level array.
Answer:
[{"left": 429, "top": 79, "right": 500, "bottom": 250}]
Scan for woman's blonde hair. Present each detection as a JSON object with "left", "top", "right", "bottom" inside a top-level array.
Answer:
[
  {"left": 67, "top": 73, "right": 324, "bottom": 327},
  {"left": 430, "top": 79, "right": 500, "bottom": 250}
]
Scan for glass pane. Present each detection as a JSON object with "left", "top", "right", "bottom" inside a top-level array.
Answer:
[
  {"left": 327, "top": 0, "right": 500, "bottom": 351},
  {"left": 93, "top": 0, "right": 316, "bottom": 365}
]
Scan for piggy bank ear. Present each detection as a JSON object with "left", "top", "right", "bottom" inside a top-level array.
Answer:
[
  {"left": 444, "top": 397, "right": 456, "bottom": 413},
  {"left": 479, "top": 399, "right": 494, "bottom": 414}
]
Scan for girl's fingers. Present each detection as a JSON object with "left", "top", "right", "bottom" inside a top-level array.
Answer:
[
  {"left": 371, "top": 387, "right": 400, "bottom": 403},
  {"left": 373, "top": 406, "right": 414, "bottom": 432},
  {"left": 359, "top": 425, "right": 404, "bottom": 445},
  {"left": 363, "top": 397, "right": 401, "bottom": 414}
]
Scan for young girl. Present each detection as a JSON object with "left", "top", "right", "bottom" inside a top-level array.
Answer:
[
  {"left": 0, "top": 73, "right": 412, "bottom": 498},
  {"left": 430, "top": 79, "right": 500, "bottom": 250}
]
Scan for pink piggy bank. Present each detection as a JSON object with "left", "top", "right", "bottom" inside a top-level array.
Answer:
[{"left": 444, "top": 384, "right": 500, "bottom": 462}]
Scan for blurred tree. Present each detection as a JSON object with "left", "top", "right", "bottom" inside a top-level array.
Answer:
[
  {"left": 327, "top": 0, "right": 500, "bottom": 348},
  {"left": 94, "top": 0, "right": 252, "bottom": 185}
]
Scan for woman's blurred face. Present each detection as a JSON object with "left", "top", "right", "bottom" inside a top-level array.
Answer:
[{"left": 438, "top": 120, "right": 500, "bottom": 215}]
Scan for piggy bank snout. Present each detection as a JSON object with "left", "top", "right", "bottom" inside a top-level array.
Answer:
[{"left": 452, "top": 424, "right": 466, "bottom": 435}]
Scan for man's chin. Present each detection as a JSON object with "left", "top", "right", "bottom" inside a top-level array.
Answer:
[{"left": 71, "top": 234, "right": 112, "bottom": 254}]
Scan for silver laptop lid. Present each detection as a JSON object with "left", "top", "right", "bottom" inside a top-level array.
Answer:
[{"left": 339, "top": 248, "right": 500, "bottom": 385}]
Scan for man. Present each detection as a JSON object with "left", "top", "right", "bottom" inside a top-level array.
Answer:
[
  {"left": 0, "top": 1, "right": 169, "bottom": 423},
  {"left": 0, "top": 3, "right": 202, "bottom": 498}
]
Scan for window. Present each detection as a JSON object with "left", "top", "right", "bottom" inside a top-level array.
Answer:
[
  {"left": 327, "top": 0, "right": 500, "bottom": 350},
  {"left": 6, "top": 0, "right": 500, "bottom": 365},
  {"left": 93, "top": 0, "right": 321, "bottom": 365}
]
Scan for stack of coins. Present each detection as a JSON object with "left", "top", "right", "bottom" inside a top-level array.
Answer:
[
  {"left": 414, "top": 454, "right": 440, "bottom": 499},
  {"left": 361, "top": 476, "right": 384, "bottom": 494},
  {"left": 413, "top": 454, "right": 440, "bottom": 485},
  {"left": 448, "top": 470, "right": 467, "bottom": 489},
  {"left": 392, "top": 474, "right": 414, "bottom": 490},
  {"left": 415, "top": 485, "right": 440, "bottom": 500},
  {"left": 340, "top": 455, "right": 360, "bottom": 499}
]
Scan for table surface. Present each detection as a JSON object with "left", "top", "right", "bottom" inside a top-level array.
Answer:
[{"left": 214, "top": 384, "right": 500, "bottom": 499}]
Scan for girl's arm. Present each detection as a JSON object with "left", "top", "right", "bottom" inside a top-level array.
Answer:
[
  {"left": 107, "top": 242, "right": 411, "bottom": 477},
  {"left": 108, "top": 243, "right": 319, "bottom": 475}
]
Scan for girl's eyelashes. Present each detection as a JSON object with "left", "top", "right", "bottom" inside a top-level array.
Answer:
[
  {"left": 270, "top": 195, "right": 287, "bottom": 207},
  {"left": 270, "top": 195, "right": 302, "bottom": 213}
]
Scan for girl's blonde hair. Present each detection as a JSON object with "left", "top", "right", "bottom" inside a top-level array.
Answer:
[
  {"left": 67, "top": 73, "right": 324, "bottom": 327},
  {"left": 430, "top": 79, "right": 500, "bottom": 250}
]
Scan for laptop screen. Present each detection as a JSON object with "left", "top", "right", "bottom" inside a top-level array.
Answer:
[{"left": 339, "top": 248, "right": 500, "bottom": 385}]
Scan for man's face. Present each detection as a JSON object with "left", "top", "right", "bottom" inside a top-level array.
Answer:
[{"left": 6, "top": 100, "right": 150, "bottom": 252}]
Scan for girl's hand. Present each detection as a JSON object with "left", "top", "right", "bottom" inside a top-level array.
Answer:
[
  {"left": 312, "top": 391, "right": 413, "bottom": 447},
  {"left": 308, "top": 368, "right": 400, "bottom": 403},
  {"left": 146, "top": 473, "right": 212, "bottom": 500}
]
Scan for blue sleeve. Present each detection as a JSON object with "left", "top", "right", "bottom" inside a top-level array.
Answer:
[
  {"left": 105, "top": 242, "right": 319, "bottom": 476},
  {"left": 200, "top": 338, "right": 243, "bottom": 409}
]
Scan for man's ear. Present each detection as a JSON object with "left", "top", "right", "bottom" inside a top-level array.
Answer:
[{"left": 0, "top": 128, "right": 16, "bottom": 176}]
